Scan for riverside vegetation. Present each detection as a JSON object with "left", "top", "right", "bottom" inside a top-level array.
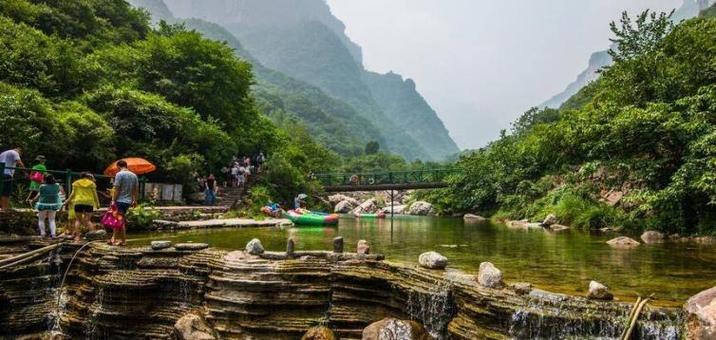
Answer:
[{"left": 419, "top": 8, "right": 716, "bottom": 235}]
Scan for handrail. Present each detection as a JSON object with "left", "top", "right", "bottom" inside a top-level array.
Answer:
[{"left": 0, "top": 164, "right": 147, "bottom": 201}]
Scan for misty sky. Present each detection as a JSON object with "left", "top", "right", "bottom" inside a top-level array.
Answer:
[{"left": 327, "top": 0, "right": 683, "bottom": 149}]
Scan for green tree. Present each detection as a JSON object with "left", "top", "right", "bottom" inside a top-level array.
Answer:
[
  {"left": 364, "top": 141, "right": 380, "bottom": 155},
  {"left": 608, "top": 10, "right": 674, "bottom": 62}
]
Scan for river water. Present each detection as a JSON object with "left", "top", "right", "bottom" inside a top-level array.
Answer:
[{"left": 129, "top": 216, "right": 716, "bottom": 307}]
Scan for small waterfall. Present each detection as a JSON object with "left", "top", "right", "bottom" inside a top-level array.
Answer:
[{"left": 405, "top": 280, "right": 456, "bottom": 339}]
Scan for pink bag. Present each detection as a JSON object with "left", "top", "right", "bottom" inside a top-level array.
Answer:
[
  {"left": 101, "top": 204, "right": 125, "bottom": 230},
  {"left": 30, "top": 171, "right": 44, "bottom": 183}
]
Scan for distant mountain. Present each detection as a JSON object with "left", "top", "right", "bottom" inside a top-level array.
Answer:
[
  {"left": 127, "top": 0, "right": 173, "bottom": 23},
  {"left": 158, "top": 0, "right": 458, "bottom": 161},
  {"left": 541, "top": 0, "right": 714, "bottom": 109}
]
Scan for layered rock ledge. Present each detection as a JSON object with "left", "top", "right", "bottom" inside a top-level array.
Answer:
[{"left": 0, "top": 240, "right": 685, "bottom": 339}]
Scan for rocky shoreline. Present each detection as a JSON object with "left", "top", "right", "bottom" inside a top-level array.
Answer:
[
  {"left": 0, "top": 237, "right": 708, "bottom": 339},
  {"left": 327, "top": 191, "right": 437, "bottom": 216}
]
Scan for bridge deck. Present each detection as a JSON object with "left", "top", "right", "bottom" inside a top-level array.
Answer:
[{"left": 323, "top": 182, "right": 448, "bottom": 192}]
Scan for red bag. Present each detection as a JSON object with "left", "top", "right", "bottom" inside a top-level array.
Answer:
[
  {"left": 101, "top": 204, "right": 125, "bottom": 230},
  {"left": 30, "top": 171, "right": 44, "bottom": 183}
]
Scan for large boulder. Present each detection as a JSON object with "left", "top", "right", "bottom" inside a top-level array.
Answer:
[
  {"left": 381, "top": 204, "right": 406, "bottom": 215},
  {"left": 362, "top": 318, "right": 429, "bottom": 340},
  {"left": 477, "top": 262, "right": 504, "bottom": 289},
  {"left": 606, "top": 236, "right": 640, "bottom": 249},
  {"left": 587, "top": 280, "right": 613, "bottom": 300},
  {"left": 354, "top": 199, "right": 377, "bottom": 213},
  {"left": 173, "top": 312, "right": 216, "bottom": 340},
  {"left": 328, "top": 194, "right": 359, "bottom": 206},
  {"left": 640, "top": 230, "right": 665, "bottom": 244},
  {"left": 245, "top": 238, "right": 264, "bottom": 255},
  {"left": 685, "top": 286, "right": 716, "bottom": 340},
  {"left": 408, "top": 201, "right": 434, "bottom": 216},
  {"left": 418, "top": 251, "right": 448, "bottom": 269},
  {"left": 302, "top": 326, "right": 336, "bottom": 340},
  {"left": 357, "top": 240, "right": 370, "bottom": 255},
  {"left": 334, "top": 200, "right": 356, "bottom": 213},
  {"left": 463, "top": 214, "right": 486, "bottom": 223}
]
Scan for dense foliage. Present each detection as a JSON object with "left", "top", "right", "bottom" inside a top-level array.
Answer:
[
  {"left": 0, "top": 0, "right": 334, "bottom": 202},
  {"left": 424, "top": 12, "right": 716, "bottom": 234}
]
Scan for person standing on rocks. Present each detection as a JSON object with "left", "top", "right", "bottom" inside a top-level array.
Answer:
[
  {"left": 64, "top": 172, "right": 100, "bottom": 242},
  {"left": 0, "top": 147, "right": 25, "bottom": 211},
  {"left": 30, "top": 174, "right": 64, "bottom": 239},
  {"left": 26, "top": 155, "right": 47, "bottom": 204},
  {"left": 112, "top": 160, "right": 138, "bottom": 246},
  {"left": 204, "top": 174, "right": 217, "bottom": 206}
]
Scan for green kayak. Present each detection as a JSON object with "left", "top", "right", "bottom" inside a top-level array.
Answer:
[{"left": 284, "top": 210, "right": 339, "bottom": 226}]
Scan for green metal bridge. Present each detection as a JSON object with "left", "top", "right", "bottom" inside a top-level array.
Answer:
[{"left": 313, "top": 168, "right": 456, "bottom": 192}]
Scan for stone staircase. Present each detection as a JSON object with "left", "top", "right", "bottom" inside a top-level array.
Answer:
[{"left": 219, "top": 185, "right": 246, "bottom": 208}]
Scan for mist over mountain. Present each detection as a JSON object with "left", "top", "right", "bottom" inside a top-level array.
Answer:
[
  {"left": 146, "top": 0, "right": 459, "bottom": 161},
  {"left": 541, "top": 0, "right": 714, "bottom": 109}
]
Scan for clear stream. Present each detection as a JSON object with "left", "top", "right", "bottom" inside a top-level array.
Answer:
[{"left": 129, "top": 216, "right": 716, "bottom": 307}]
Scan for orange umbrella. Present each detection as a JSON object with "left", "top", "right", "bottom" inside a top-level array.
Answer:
[{"left": 104, "top": 158, "right": 156, "bottom": 177}]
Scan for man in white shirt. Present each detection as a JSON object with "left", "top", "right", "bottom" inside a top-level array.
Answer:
[{"left": 0, "top": 147, "right": 25, "bottom": 211}]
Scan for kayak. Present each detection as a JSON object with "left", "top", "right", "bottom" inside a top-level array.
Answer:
[{"left": 284, "top": 209, "right": 339, "bottom": 226}]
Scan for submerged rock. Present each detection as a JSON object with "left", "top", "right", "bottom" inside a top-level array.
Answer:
[
  {"left": 542, "top": 214, "right": 558, "bottom": 226},
  {"left": 640, "top": 230, "right": 665, "bottom": 244},
  {"left": 362, "top": 317, "right": 429, "bottom": 340},
  {"left": 587, "top": 281, "right": 613, "bottom": 300},
  {"left": 408, "top": 201, "right": 434, "bottom": 216},
  {"left": 85, "top": 230, "right": 107, "bottom": 241},
  {"left": 606, "top": 236, "right": 640, "bottom": 249},
  {"left": 174, "top": 312, "right": 216, "bottom": 340},
  {"left": 418, "top": 251, "right": 448, "bottom": 269},
  {"left": 685, "top": 286, "right": 716, "bottom": 340},
  {"left": 694, "top": 236, "right": 716, "bottom": 245},
  {"left": 381, "top": 204, "right": 406, "bottom": 215},
  {"left": 302, "top": 326, "right": 336, "bottom": 340},
  {"left": 175, "top": 242, "right": 208, "bottom": 251},
  {"left": 463, "top": 214, "right": 486, "bottom": 222},
  {"left": 477, "top": 262, "right": 504, "bottom": 289},
  {"left": 357, "top": 240, "right": 370, "bottom": 255},
  {"left": 245, "top": 238, "right": 264, "bottom": 255},
  {"left": 150, "top": 240, "right": 172, "bottom": 250},
  {"left": 550, "top": 224, "right": 570, "bottom": 232}
]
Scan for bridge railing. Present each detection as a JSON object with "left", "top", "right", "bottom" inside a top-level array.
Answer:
[{"left": 312, "top": 168, "right": 456, "bottom": 187}]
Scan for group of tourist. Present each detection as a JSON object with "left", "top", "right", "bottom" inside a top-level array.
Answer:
[
  {"left": 195, "top": 152, "right": 266, "bottom": 206},
  {"left": 0, "top": 147, "right": 138, "bottom": 246}
]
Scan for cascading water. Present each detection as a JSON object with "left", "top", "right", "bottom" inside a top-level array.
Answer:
[{"left": 405, "top": 279, "right": 456, "bottom": 339}]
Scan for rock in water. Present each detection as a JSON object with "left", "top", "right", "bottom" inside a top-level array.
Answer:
[
  {"left": 362, "top": 318, "right": 429, "bottom": 340},
  {"left": 477, "top": 262, "right": 504, "bottom": 288},
  {"left": 333, "top": 237, "right": 344, "bottom": 253},
  {"left": 151, "top": 240, "right": 172, "bottom": 250},
  {"left": 606, "top": 236, "right": 640, "bottom": 249},
  {"left": 328, "top": 194, "right": 359, "bottom": 206},
  {"left": 511, "top": 282, "right": 533, "bottom": 295},
  {"left": 334, "top": 200, "right": 355, "bottom": 213},
  {"left": 463, "top": 214, "right": 486, "bottom": 222},
  {"left": 302, "top": 326, "right": 336, "bottom": 340},
  {"left": 542, "top": 214, "right": 558, "bottom": 226},
  {"left": 357, "top": 240, "right": 370, "bottom": 255},
  {"left": 173, "top": 312, "right": 216, "bottom": 340},
  {"left": 408, "top": 201, "right": 434, "bottom": 216},
  {"left": 418, "top": 251, "right": 448, "bottom": 269},
  {"left": 550, "top": 224, "right": 570, "bottom": 232},
  {"left": 175, "top": 243, "right": 209, "bottom": 251},
  {"left": 85, "top": 230, "right": 107, "bottom": 241},
  {"left": 245, "top": 238, "right": 264, "bottom": 255},
  {"left": 286, "top": 238, "right": 295, "bottom": 257},
  {"left": 685, "top": 286, "right": 716, "bottom": 340},
  {"left": 640, "top": 230, "right": 665, "bottom": 244},
  {"left": 587, "top": 281, "right": 613, "bottom": 300}
]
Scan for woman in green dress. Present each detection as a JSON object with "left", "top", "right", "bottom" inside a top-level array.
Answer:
[
  {"left": 26, "top": 155, "right": 47, "bottom": 204},
  {"left": 30, "top": 174, "right": 64, "bottom": 238}
]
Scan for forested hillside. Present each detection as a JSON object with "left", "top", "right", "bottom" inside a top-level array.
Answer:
[
  {"left": 159, "top": 0, "right": 459, "bottom": 161},
  {"left": 423, "top": 11, "right": 716, "bottom": 235},
  {"left": 0, "top": 0, "right": 337, "bottom": 201},
  {"left": 541, "top": 0, "right": 714, "bottom": 109}
]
